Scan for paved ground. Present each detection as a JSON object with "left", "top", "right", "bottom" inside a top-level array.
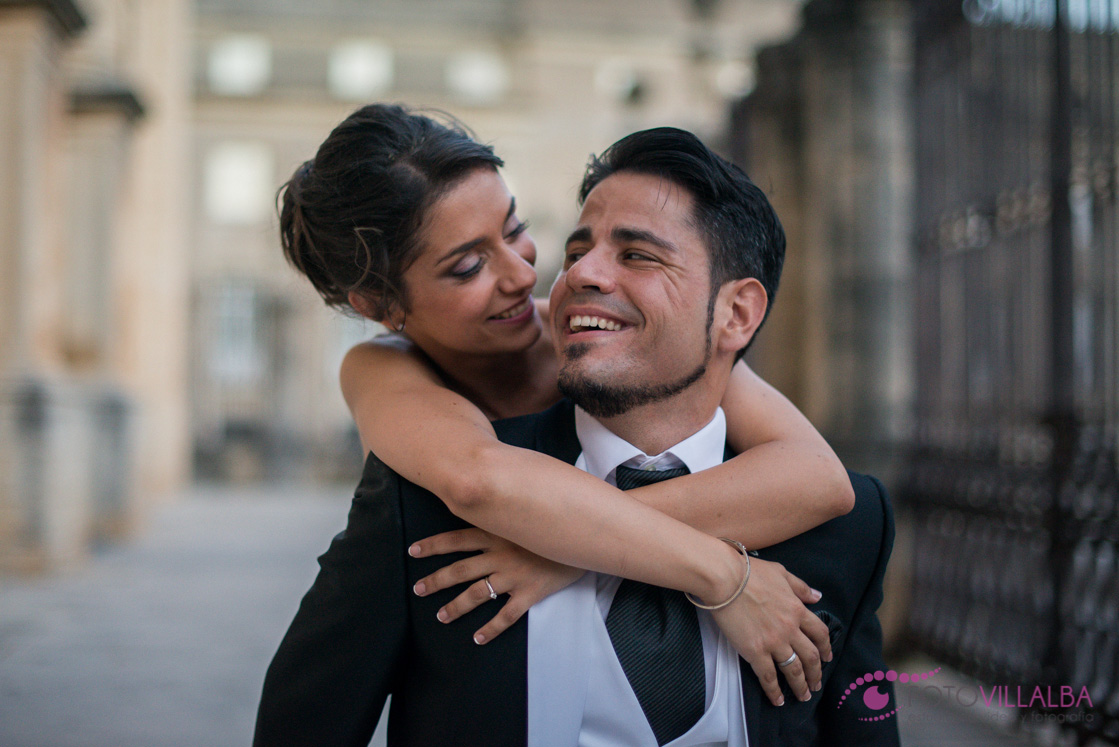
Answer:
[{"left": 0, "top": 485, "right": 1044, "bottom": 746}]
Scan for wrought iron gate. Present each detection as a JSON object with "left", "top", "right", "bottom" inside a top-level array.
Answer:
[{"left": 908, "top": 0, "right": 1119, "bottom": 740}]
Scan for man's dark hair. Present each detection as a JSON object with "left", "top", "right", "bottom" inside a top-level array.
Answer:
[{"left": 578, "top": 127, "right": 785, "bottom": 358}]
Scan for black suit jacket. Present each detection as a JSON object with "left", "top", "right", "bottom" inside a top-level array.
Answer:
[{"left": 255, "top": 400, "right": 900, "bottom": 746}]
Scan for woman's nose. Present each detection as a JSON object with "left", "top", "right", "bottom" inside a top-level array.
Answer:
[{"left": 497, "top": 244, "right": 538, "bottom": 294}]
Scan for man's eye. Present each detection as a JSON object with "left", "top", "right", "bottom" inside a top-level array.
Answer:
[
  {"left": 624, "top": 251, "right": 652, "bottom": 261},
  {"left": 564, "top": 251, "right": 585, "bottom": 266}
]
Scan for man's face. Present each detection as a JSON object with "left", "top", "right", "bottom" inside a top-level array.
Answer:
[{"left": 549, "top": 172, "right": 716, "bottom": 418}]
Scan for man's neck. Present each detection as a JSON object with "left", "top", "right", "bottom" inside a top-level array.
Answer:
[{"left": 593, "top": 382, "right": 725, "bottom": 456}]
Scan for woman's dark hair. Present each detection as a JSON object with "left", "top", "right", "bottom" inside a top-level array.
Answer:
[{"left": 279, "top": 103, "right": 504, "bottom": 319}]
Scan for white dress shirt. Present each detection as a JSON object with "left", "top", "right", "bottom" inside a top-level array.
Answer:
[{"left": 527, "top": 406, "right": 749, "bottom": 747}]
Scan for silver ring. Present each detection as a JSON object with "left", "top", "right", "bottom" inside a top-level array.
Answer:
[
  {"left": 778, "top": 652, "right": 798, "bottom": 668},
  {"left": 484, "top": 576, "right": 498, "bottom": 600}
]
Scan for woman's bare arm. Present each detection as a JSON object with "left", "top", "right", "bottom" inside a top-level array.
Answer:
[
  {"left": 623, "top": 361, "right": 854, "bottom": 548},
  {"left": 340, "top": 339, "right": 742, "bottom": 603}
]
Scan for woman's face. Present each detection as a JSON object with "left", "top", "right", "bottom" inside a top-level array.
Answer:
[{"left": 397, "top": 167, "right": 542, "bottom": 359}]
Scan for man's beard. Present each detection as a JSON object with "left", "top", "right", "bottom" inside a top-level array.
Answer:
[
  {"left": 557, "top": 318, "right": 712, "bottom": 418},
  {"left": 556, "top": 290, "right": 717, "bottom": 418},
  {"left": 557, "top": 353, "right": 709, "bottom": 418}
]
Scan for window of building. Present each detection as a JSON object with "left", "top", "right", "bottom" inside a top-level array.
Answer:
[
  {"left": 445, "top": 50, "right": 509, "bottom": 105},
  {"left": 207, "top": 34, "right": 272, "bottom": 96},
  {"left": 208, "top": 283, "right": 265, "bottom": 385},
  {"left": 203, "top": 141, "right": 274, "bottom": 226},
  {"left": 329, "top": 41, "right": 394, "bottom": 100}
]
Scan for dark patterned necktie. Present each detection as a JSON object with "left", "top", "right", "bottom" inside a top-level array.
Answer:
[{"left": 606, "top": 463, "right": 705, "bottom": 746}]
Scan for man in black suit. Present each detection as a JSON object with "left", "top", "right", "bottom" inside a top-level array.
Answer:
[{"left": 254, "top": 128, "right": 899, "bottom": 746}]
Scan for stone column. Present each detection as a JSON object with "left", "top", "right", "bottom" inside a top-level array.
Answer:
[
  {"left": 733, "top": 42, "right": 810, "bottom": 407},
  {"left": 0, "top": 0, "right": 86, "bottom": 374},
  {"left": 65, "top": 85, "right": 144, "bottom": 539},
  {"left": 739, "top": 0, "right": 914, "bottom": 484},
  {"left": 798, "top": 0, "right": 914, "bottom": 483},
  {"left": 107, "top": 0, "right": 193, "bottom": 501},
  {"left": 0, "top": 0, "right": 90, "bottom": 571}
]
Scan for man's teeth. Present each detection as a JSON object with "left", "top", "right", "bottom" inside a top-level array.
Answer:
[
  {"left": 568, "top": 315, "right": 621, "bottom": 332},
  {"left": 494, "top": 300, "right": 530, "bottom": 319}
]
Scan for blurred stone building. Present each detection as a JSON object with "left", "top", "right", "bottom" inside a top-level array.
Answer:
[
  {"left": 0, "top": 0, "right": 193, "bottom": 570},
  {"left": 188, "top": 0, "right": 803, "bottom": 483},
  {"left": 0, "top": 0, "right": 807, "bottom": 570}
]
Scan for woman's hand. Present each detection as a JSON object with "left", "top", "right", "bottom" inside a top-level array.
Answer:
[
  {"left": 710, "top": 557, "right": 832, "bottom": 707},
  {"left": 409, "top": 528, "right": 584, "bottom": 644}
]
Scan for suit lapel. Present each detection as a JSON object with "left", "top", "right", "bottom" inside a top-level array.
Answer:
[
  {"left": 532, "top": 399, "right": 581, "bottom": 465},
  {"left": 740, "top": 659, "right": 766, "bottom": 745},
  {"left": 528, "top": 399, "right": 595, "bottom": 746},
  {"left": 490, "top": 399, "right": 586, "bottom": 746},
  {"left": 727, "top": 439, "right": 770, "bottom": 745}
]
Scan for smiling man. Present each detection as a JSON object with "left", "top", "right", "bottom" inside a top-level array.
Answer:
[
  {"left": 254, "top": 127, "right": 898, "bottom": 747},
  {"left": 519, "top": 128, "right": 899, "bottom": 746}
]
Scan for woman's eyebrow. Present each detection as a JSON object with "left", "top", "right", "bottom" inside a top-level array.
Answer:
[{"left": 436, "top": 197, "right": 518, "bottom": 267}]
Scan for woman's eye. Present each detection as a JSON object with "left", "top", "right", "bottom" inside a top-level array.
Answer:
[
  {"left": 451, "top": 257, "right": 484, "bottom": 278},
  {"left": 505, "top": 219, "right": 530, "bottom": 240}
]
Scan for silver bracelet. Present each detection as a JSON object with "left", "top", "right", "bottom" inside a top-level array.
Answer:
[{"left": 685, "top": 537, "right": 751, "bottom": 610}]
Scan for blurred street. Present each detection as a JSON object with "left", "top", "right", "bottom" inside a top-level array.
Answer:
[
  {"left": 0, "top": 485, "right": 388, "bottom": 747},
  {"left": 0, "top": 486, "right": 1036, "bottom": 747}
]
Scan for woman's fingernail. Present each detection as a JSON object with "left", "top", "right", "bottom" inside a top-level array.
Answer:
[
  {"left": 825, "top": 652, "right": 833, "bottom": 662},
  {"left": 776, "top": 697, "right": 785, "bottom": 707},
  {"left": 810, "top": 588, "right": 822, "bottom": 601},
  {"left": 800, "top": 690, "right": 811, "bottom": 702},
  {"left": 408, "top": 544, "right": 421, "bottom": 557},
  {"left": 413, "top": 582, "right": 426, "bottom": 596},
  {"left": 474, "top": 633, "right": 486, "bottom": 645},
  {"left": 813, "top": 682, "right": 822, "bottom": 692},
  {"left": 437, "top": 609, "right": 448, "bottom": 622}
]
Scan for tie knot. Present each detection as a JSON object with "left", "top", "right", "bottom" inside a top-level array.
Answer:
[{"left": 614, "top": 464, "right": 691, "bottom": 491}]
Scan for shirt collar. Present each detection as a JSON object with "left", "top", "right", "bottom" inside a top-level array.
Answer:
[{"left": 573, "top": 405, "right": 727, "bottom": 483}]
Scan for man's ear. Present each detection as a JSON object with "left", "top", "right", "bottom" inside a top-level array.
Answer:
[
  {"left": 348, "top": 290, "right": 403, "bottom": 330},
  {"left": 713, "top": 277, "right": 768, "bottom": 355}
]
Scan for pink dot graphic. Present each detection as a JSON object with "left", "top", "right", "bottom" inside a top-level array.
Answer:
[
  {"left": 863, "top": 685, "right": 890, "bottom": 710},
  {"left": 838, "top": 666, "right": 940, "bottom": 718}
]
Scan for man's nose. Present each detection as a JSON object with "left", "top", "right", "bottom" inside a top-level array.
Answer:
[{"left": 564, "top": 247, "right": 616, "bottom": 294}]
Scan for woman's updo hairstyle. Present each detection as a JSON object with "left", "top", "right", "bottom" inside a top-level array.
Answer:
[{"left": 279, "top": 104, "right": 504, "bottom": 319}]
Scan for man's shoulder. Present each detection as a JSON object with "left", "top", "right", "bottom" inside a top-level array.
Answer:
[
  {"left": 762, "top": 469, "right": 894, "bottom": 587},
  {"left": 811, "top": 470, "right": 893, "bottom": 550},
  {"left": 845, "top": 471, "right": 893, "bottom": 535},
  {"left": 492, "top": 399, "right": 579, "bottom": 462}
]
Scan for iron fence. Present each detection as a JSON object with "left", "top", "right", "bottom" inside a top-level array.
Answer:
[{"left": 908, "top": 0, "right": 1119, "bottom": 740}]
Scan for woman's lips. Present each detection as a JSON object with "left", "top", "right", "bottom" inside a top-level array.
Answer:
[{"left": 490, "top": 298, "right": 533, "bottom": 322}]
